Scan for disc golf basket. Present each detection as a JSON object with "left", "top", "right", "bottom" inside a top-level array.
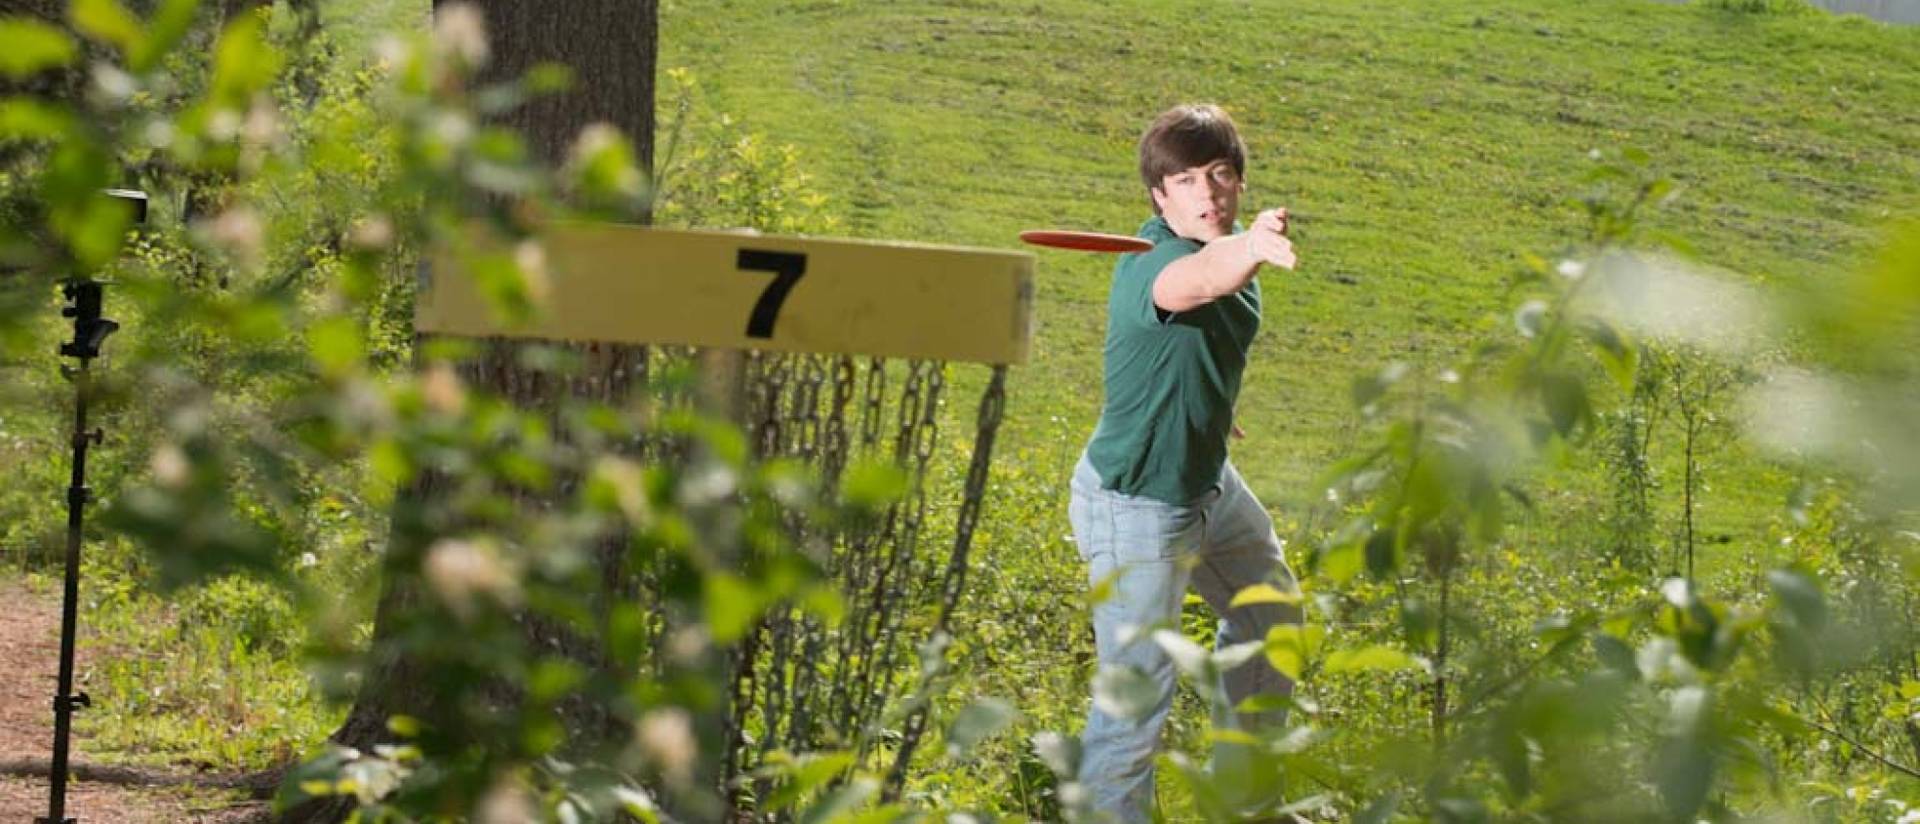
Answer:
[{"left": 418, "top": 223, "right": 1031, "bottom": 807}]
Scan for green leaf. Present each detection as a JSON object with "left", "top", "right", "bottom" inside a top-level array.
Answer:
[
  {"left": 1152, "top": 629, "right": 1212, "bottom": 680},
  {"left": 1324, "top": 645, "right": 1422, "bottom": 674},
  {"left": 306, "top": 316, "right": 364, "bottom": 378},
  {"left": 463, "top": 250, "right": 538, "bottom": 325},
  {"left": 1312, "top": 445, "right": 1385, "bottom": 497},
  {"left": 821, "top": 804, "right": 906, "bottom": 824},
  {"left": 1319, "top": 540, "right": 1363, "bottom": 584},
  {"left": 1211, "top": 639, "right": 1266, "bottom": 672},
  {"left": 1400, "top": 598, "right": 1437, "bottom": 649},
  {"left": 131, "top": 0, "right": 198, "bottom": 73},
  {"left": 1234, "top": 692, "right": 1309, "bottom": 716},
  {"left": 1490, "top": 710, "right": 1532, "bottom": 800},
  {"left": 0, "top": 97, "right": 76, "bottom": 140},
  {"left": 1581, "top": 318, "right": 1638, "bottom": 392},
  {"left": 1593, "top": 633, "right": 1640, "bottom": 680},
  {"left": 1091, "top": 665, "right": 1160, "bottom": 721},
  {"left": 614, "top": 786, "right": 661, "bottom": 824},
  {"left": 526, "top": 658, "right": 586, "bottom": 703},
  {"left": 702, "top": 571, "right": 760, "bottom": 644},
  {"left": 1351, "top": 362, "right": 1407, "bottom": 410},
  {"left": 765, "top": 751, "right": 854, "bottom": 812},
  {"left": 798, "top": 775, "right": 879, "bottom": 824},
  {"left": 1767, "top": 568, "right": 1826, "bottom": 631},
  {"left": 386, "top": 715, "right": 421, "bottom": 738},
  {"left": 1432, "top": 795, "right": 1490, "bottom": 822},
  {"left": 44, "top": 141, "right": 124, "bottom": 269},
  {"left": 1354, "top": 790, "right": 1404, "bottom": 824},
  {"left": 207, "top": 15, "right": 282, "bottom": 105},
  {"left": 1030, "top": 731, "right": 1080, "bottom": 778},
  {"left": 1164, "top": 753, "right": 1233, "bottom": 822},
  {"left": 945, "top": 698, "right": 1018, "bottom": 758},
  {"left": 1540, "top": 371, "right": 1591, "bottom": 438},
  {"left": 1514, "top": 298, "right": 1549, "bottom": 338},
  {"left": 70, "top": 0, "right": 144, "bottom": 55},
  {"left": 0, "top": 20, "right": 76, "bottom": 77},
  {"left": 799, "top": 584, "right": 845, "bottom": 627},
  {"left": 1785, "top": 482, "right": 1814, "bottom": 526},
  {"left": 1364, "top": 527, "right": 1398, "bottom": 579},
  {"left": 526, "top": 62, "right": 575, "bottom": 94},
  {"left": 1265, "top": 624, "right": 1324, "bottom": 681},
  {"left": 1229, "top": 582, "right": 1301, "bottom": 608},
  {"left": 839, "top": 458, "right": 908, "bottom": 512},
  {"left": 1656, "top": 687, "right": 1716, "bottom": 819}
]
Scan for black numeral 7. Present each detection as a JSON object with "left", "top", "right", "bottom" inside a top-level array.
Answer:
[{"left": 738, "top": 249, "right": 807, "bottom": 339}]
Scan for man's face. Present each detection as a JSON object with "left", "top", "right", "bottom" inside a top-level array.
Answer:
[{"left": 1151, "top": 159, "right": 1243, "bottom": 242}]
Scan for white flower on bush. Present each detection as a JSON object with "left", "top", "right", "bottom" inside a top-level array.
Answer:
[
  {"left": 567, "top": 123, "right": 645, "bottom": 199},
  {"left": 348, "top": 214, "right": 395, "bottom": 251},
  {"left": 513, "top": 239, "right": 552, "bottom": 305},
  {"left": 636, "top": 708, "right": 697, "bottom": 787},
  {"left": 432, "top": 2, "right": 490, "bottom": 69},
  {"left": 429, "top": 111, "right": 474, "bottom": 152},
  {"left": 420, "top": 362, "right": 467, "bottom": 416},
  {"left": 207, "top": 108, "right": 243, "bottom": 142},
  {"left": 150, "top": 443, "right": 190, "bottom": 489},
  {"left": 474, "top": 776, "right": 538, "bottom": 824},
  {"left": 204, "top": 206, "right": 266, "bottom": 267},
  {"left": 372, "top": 35, "right": 413, "bottom": 74},
  {"left": 423, "top": 538, "right": 520, "bottom": 621}
]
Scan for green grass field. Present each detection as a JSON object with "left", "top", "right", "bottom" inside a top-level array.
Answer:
[
  {"left": 650, "top": 1, "right": 1920, "bottom": 810},
  {"left": 658, "top": 0, "right": 1919, "bottom": 506}
]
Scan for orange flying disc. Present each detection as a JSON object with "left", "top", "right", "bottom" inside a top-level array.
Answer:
[{"left": 1018, "top": 230, "right": 1154, "bottom": 254}]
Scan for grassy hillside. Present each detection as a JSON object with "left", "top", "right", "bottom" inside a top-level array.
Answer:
[{"left": 658, "top": 0, "right": 1919, "bottom": 508}]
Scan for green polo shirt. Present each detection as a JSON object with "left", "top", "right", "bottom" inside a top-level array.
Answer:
[{"left": 1086, "top": 215, "right": 1261, "bottom": 504}]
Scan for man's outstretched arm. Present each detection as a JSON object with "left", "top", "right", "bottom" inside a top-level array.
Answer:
[{"left": 1151, "top": 208, "right": 1296, "bottom": 314}]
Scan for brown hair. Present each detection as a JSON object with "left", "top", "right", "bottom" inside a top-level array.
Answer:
[{"left": 1138, "top": 104, "right": 1247, "bottom": 213}]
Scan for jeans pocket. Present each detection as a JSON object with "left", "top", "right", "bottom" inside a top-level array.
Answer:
[{"left": 1109, "top": 501, "right": 1201, "bottom": 564}]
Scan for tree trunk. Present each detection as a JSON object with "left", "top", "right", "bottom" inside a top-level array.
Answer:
[{"left": 283, "top": 3, "right": 657, "bottom": 821}]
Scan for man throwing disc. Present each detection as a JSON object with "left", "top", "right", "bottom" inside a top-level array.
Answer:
[{"left": 1069, "top": 103, "right": 1303, "bottom": 820}]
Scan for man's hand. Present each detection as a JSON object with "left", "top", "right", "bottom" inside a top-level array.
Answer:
[
  {"left": 1152, "top": 206, "right": 1298, "bottom": 314},
  {"left": 1247, "top": 208, "right": 1296, "bottom": 270}
]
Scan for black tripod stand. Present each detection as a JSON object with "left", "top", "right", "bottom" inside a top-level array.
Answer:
[{"left": 39, "top": 189, "right": 143, "bottom": 824}]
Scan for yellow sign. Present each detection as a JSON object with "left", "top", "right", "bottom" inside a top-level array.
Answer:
[{"left": 417, "top": 222, "right": 1035, "bottom": 365}]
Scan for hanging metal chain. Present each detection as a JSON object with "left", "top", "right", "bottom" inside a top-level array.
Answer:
[
  {"left": 776, "top": 355, "right": 857, "bottom": 757},
  {"left": 748, "top": 351, "right": 790, "bottom": 460},
  {"left": 861, "top": 362, "right": 945, "bottom": 725},
  {"left": 885, "top": 364, "right": 1008, "bottom": 797},
  {"left": 819, "top": 356, "right": 857, "bottom": 488},
  {"left": 858, "top": 356, "right": 886, "bottom": 450},
  {"left": 706, "top": 351, "right": 1012, "bottom": 814},
  {"left": 829, "top": 359, "right": 924, "bottom": 740},
  {"left": 790, "top": 355, "right": 828, "bottom": 460}
]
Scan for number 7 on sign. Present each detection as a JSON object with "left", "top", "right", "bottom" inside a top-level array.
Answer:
[
  {"left": 739, "top": 249, "right": 807, "bottom": 339},
  {"left": 418, "top": 223, "right": 1033, "bottom": 364}
]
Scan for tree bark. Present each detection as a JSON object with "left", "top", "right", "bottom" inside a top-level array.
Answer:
[{"left": 283, "top": 3, "right": 657, "bottom": 821}]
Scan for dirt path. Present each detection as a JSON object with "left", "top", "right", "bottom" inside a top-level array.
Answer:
[{"left": 0, "top": 578, "right": 264, "bottom": 823}]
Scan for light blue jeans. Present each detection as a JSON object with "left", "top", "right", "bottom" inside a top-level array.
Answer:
[{"left": 1068, "top": 452, "right": 1302, "bottom": 822}]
